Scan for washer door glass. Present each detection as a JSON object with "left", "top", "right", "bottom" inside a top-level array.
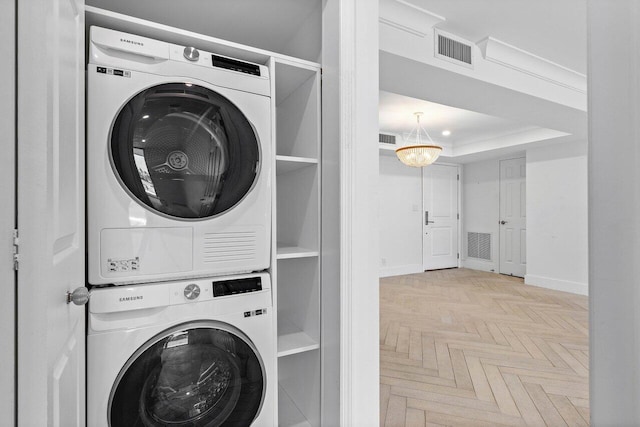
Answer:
[
  {"left": 111, "top": 83, "right": 260, "bottom": 219},
  {"left": 109, "top": 323, "right": 265, "bottom": 427}
]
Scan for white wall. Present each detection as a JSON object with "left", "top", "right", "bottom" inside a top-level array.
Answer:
[
  {"left": 526, "top": 140, "right": 588, "bottom": 295},
  {"left": 461, "top": 158, "right": 500, "bottom": 272},
  {"left": 378, "top": 154, "right": 423, "bottom": 277},
  {"left": 461, "top": 147, "right": 588, "bottom": 296},
  {"left": 588, "top": 0, "right": 640, "bottom": 423},
  {"left": 284, "top": 1, "right": 322, "bottom": 63}
]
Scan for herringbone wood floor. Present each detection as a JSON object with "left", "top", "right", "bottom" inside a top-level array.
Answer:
[{"left": 380, "top": 268, "right": 589, "bottom": 426}]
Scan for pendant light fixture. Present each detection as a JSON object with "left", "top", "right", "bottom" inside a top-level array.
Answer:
[{"left": 395, "top": 112, "right": 442, "bottom": 167}]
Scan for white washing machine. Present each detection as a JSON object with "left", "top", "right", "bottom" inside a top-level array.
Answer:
[
  {"left": 87, "top": 272, "right": 276, "bottom": 426},
  {"left": 87, "top": 26, "right": 272, "bottom": 285}
]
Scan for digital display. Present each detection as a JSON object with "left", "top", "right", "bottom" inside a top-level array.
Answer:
[
  {"left": 213, "top": 277, "right": 262, "bottom": 297},
  {"left": 212, "top": 55, "right": 261, "bottom": 76}
]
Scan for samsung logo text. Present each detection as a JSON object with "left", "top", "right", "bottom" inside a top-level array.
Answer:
[
  {"left": 120, "top": 38, "right": 143, "bottom": 47},
  {"left": 119, "top": 296, "right": 144, "bottom": 302}
]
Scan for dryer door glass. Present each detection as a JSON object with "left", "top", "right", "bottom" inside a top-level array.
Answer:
[
  {"left": 110, "top": 83, "right": 260, "bottom": 219},
  {"left": 109, "top": 323, "right": 265, "bottom": 427}
]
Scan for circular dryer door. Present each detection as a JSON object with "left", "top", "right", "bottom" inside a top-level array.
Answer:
[
  {"left": 109, "top": 322, "right": 266, "bottom": 427},
  {"left": 110, "top": 83, "right": 260, "bottom": 219}
]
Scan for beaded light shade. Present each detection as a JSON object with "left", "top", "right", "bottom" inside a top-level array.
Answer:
[
  {"left": 395, "top": 112, "right": 442, "bottom": 167},
  {"left": 395, "top": 144, "right": 442, "bottom": 167}
]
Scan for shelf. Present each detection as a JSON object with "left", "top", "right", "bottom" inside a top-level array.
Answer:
[
  {"left": 277, "top": 246, "right": 319, "bottom": 260},
  {"left": 278, "top": 384, "right": 312, "bottom": 427},
  {"left": 278, "top": 318, "right": 320, "bottom": 357},
  {"left": 276, "top": 155, "right": 318, "bottom": 174}
]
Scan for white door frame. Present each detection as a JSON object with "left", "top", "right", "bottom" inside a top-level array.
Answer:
[
  {"left": 0, "top": 0, "right": 16, "bottom": 423},
  {"left": 335, "top": 0, "right": 380, "bottom": 426}
]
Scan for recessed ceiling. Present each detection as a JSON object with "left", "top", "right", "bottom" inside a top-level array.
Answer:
[
  {"left": 405, "top": 0, "right": 587, "bottom": 75},
  {"left": 379, "top": 0, "right": 587, "bottom": 161},
  {"left": 379, "top": 91, "right": 539, "bottom": 146}
]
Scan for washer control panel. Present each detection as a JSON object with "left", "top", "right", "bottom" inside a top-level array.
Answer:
[
  {"left": 213, "top": 277, "right": 262, "bottom": 297},
  {"left": 168, "top": 281, "right": 211, "bottom": 304},
  {"left": 89, "top": 273, "right": 271, "bottom": 318}
]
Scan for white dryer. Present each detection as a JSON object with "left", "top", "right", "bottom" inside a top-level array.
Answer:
[
  {"left": 87, "top": 273, "right": 276, "bottom": 426},
  {"left": 87, "top": 27, "right": 272, "bottom": 285}
]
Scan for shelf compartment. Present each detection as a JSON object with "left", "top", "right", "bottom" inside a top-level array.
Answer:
[
  {"left": 278, "top": 317, "right": 320, "bottom": 357},
  {"left": 275, "top": 63, "right": 319, "bottom": 159},
  {"left": 278, "top": 384, "right": 312, "bottom": 427},
  {"left": 276, "top": 246, "right": 319, "bottom": 260},
  {"left": 275, "top": 62, "right": 317, "bottom": 105},
  {"left": 277, "top": 257, "right": 320, "bottom": 347},
  {"left": 276, "top": 155, "right": 318, "bottom": 174},
  {"left": 276, "top": 166, "right": 319, "bottom": 251},
  {"left": 278, "top": 351, "right": 320, "bottom": 427}
]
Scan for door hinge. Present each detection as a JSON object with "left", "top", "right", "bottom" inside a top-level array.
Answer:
[
  {"left": 457, "top": 253, "right": 460, "bottom": 259},
  {"left": 457, "top": 174, "right": 460, "bottom": 181},
  {"left": 12, "top": 229, "right": 19, "bottom": 271},
  {"left": 457, "top": 213, "right": 460, "bottom": 220}
]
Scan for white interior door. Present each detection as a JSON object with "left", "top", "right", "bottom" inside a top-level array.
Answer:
[
  {"left": 423, "top": 164, "right": 459, "bottom": 270},
  {"left": 499, "top": 158, "right": 526, "bottom": 277},
  {"left": 0, "top": 0, "right": 16, "bottom": 423},
  {"left": 17, "top": 0, "right": 86, "bottom": 425}
]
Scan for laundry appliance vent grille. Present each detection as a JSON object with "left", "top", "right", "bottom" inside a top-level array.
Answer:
[
  {"left": 467, "top": 232, "right": 491, "bottom": 260},
  {"left": 203, "top": 231, "right": 257, "bottom": 263}
]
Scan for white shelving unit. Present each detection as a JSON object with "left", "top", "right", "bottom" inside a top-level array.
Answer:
[{"left": 272, "top": 58, "right": 322, "bottom": 427}]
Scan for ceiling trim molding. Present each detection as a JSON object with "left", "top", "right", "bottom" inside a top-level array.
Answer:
[
  {"left": 379, "top": 0, "right": 445, "bottom": 38},
  {"left": 452, "top": 127, "right": 571, "bottom": 157},
  {"left": 477, "top": 36, "right": 587, "bottom": 93}
]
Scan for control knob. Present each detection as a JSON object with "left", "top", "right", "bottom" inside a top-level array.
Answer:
[
  {"left": 183, "top": 46, "right": 200, "bottom": 62},
  {"left": 184, "top": 283, "right": 201, "bottom": 300}
]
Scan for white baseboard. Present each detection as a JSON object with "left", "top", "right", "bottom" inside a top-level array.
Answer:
[
  {"left": 525, "top": 274, "right": 588, "bottom": 296},
  {"left": 379, "top": 263, "right": 423, "bottom": 278},
  {"left": 461, "top": 258, "right": 497, "bottom": 273}
]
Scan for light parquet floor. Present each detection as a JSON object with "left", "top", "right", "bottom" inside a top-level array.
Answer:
[{"left": 380, "top": 268, "right": 589, "bottom": 427}]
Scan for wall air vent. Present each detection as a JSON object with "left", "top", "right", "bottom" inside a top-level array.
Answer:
[
  {"left": 435, "top": 30, "right": 474, "bottom": 68},
  {"left": 467, "top": 232, "right": 491, "bottom": 260},
  {"left": 379, "top": 133, "right": 396, "bottom": 145}
]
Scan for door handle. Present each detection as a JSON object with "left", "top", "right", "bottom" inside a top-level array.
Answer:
[
  {"left": 425, "top": 211, "right": 435, "bottom": 225},
  {"left": 500, "top": 220, "right": 508, "bottom": 225},
  {"left": 66, "top": 287, "right": 90, "bottom": 306}
]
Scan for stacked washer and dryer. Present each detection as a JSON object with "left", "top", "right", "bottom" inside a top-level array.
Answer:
[{"left": 86, "top": 26, "right": 276, "bottom": 426}]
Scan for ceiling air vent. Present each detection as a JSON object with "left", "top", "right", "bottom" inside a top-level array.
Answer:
[
  {"left": 379, "top": 133, "right": 396, "bottom": 145},
  {"left": 435, "top": 31, "right": 473, "bottom": 68}
]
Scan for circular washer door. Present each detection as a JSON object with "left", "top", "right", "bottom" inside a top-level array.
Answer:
[
  {"left": 109, "top": 322, "right": 266, "bottom": 427},
  {"left": 110, "top": 83, "right": 260, "bottom": 219}
]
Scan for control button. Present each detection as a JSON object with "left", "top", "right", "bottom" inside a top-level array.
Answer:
[
  {"left": 184, "top": 284, "right": 201, "bottom": 300},
  {"left": 183, "top": 46, "right": 200, "bottom": 62}
]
